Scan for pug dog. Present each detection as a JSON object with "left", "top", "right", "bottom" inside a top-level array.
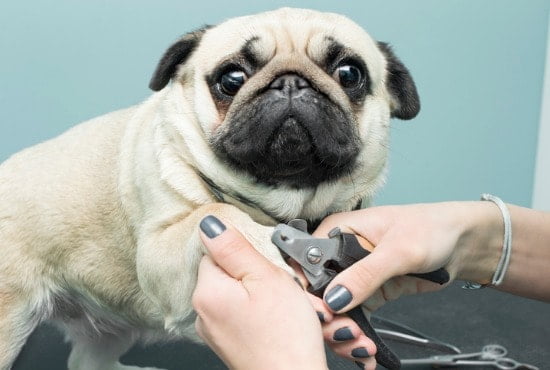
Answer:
[{"left": 0, "top": 7, "right": 419, "bottom": 370}]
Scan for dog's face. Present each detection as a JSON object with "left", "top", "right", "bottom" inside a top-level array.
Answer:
[{"left": 149, "top": 8, "right": 419, "bottom": 190}]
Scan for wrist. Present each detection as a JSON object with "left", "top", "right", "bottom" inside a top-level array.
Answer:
[{"left": 454, "top": 201, "right": 503, "bottom": 284}]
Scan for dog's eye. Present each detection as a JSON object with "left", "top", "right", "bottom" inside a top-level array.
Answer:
[
  {"left": 334, "top": 64, "right": 362, "bottom": 89},
  {"left": 220, "top": 70, "right": 247, "bottom": 96}
]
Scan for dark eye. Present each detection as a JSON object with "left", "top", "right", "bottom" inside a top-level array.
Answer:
[
  {"left": 220, "top": 70, "right": 247, "bottom": 96},
  {"left": 334, "top": 64, "right": 362, "bottom": 89}
]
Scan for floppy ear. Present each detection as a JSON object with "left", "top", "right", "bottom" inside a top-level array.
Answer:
[
  {"left": 149, "top": 26, "right": 211, "bottom": 91},
  {"left": 377, "top": 42, "right": 420, "bottom": 120}
]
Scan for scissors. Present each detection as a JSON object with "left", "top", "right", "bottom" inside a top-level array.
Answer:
[
  {"left": 271, "top": 219, "right": 450, "bottom": 370},
  {"left": 401, "top": 344, "right": 539, "bottom": 369}
]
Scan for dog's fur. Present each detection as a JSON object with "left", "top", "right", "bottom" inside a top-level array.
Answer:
[{"left": 0, "top": 8, "right": 419, "bottom": 370}]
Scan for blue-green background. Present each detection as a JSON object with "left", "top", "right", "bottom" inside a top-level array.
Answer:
[{"left": 1, "top": 0, "right": 548, "bottom": 207}]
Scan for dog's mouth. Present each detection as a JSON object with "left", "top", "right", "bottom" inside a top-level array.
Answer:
[
  {"left": 265, "top": 117, "right": 313, "bottom": 175},
  {"left": 212, "top": 85, "right": 361, "bottom": 188}
]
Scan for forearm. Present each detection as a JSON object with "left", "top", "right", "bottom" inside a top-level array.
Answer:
[{"left": 498, "top": 205, "right": 550, "bottom": 301}]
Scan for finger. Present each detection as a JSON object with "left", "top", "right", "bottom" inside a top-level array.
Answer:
[
  {"left": 192, "top": 255, "right": 245, "bottom": 312},
  {"left": 199, "top": 215, "right": 276, "bottom": 280},
  {"left": 306, "top": 292, "right": 334, "bottom": 324},
  {"left": 321, "top": 315, "right": 377, "bottom": 358},
  {"left": 357, "top": 357, "right": 377, "bottom": 370},
  {"left": 322, "top": 316, "right": 363, "bottom": 343},
  {"left": 330, "top": 337, "right": 377, "bottom": 362},
  {"left": 313, "top": 208, "right": 392, "bottom": 246},
  {"left": 323, "top": 247, "right": 404, "bottom": 313}
]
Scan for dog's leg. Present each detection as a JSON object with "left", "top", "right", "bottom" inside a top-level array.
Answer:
[
  {"left": 0, "top": 292, "right": 40, "bottom": 370},
  {"left": 136, "top": 203, "right": 291, "bottom": 337},
  {"left": 66, "top": 328, "right": 164, "bottom": 370}
]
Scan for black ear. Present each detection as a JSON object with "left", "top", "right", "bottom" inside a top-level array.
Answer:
[
  {"left": 377, "top": 42, "right": 420, "bottom": 120},
  {"left": 149, "top": 26, "right": 210, "bottom": 91}
]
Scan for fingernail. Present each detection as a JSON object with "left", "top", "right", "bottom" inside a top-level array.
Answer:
[
  {"left": 199, "top": 215, "right": 226, "bottom": 239},
  {"left": 355, "top": 361, "right": 365, "bottom": 369},
  {"left": 316, "top": 311, "right": 325, "bottom": 323},
  {"left": 351, "top": 347, "right": 370, "bottom": 358},
  {"left": 333, "top": 326, "right": 354, "bottom": 341},
  {"left": 325, "top": 284, "right": 352, "bottom": 311}
]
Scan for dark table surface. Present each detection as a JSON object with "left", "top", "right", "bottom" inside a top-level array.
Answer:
[{"left": 13, "top": 282, "right": 549, "bottom": 370}]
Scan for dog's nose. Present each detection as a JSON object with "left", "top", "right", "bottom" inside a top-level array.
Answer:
[{"left": 269, "top": 73, "right": 311, "bottom": 97}]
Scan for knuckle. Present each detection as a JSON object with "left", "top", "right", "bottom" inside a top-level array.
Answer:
[{"left": 402, "top": 244, "right": 428, "bottom": 270}]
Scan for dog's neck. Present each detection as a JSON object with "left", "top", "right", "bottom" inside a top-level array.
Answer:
[{"left": 197, "top": 171, "right": 363, "bottom": 231}]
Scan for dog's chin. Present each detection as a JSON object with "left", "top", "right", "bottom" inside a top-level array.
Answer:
[
  {"left": 259, "top": 117, "right": 354, "bottom": 187},
  {"left": 214, "top": 116, "right": 360, "bottom": 188}
]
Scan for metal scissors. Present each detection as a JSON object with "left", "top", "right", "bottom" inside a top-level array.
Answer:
[
  {"left": 271, "top": 219, "right": 450, "bottom": 370},
  {"left": 401, "top": 344, "right": 539, "bottom": 369}
]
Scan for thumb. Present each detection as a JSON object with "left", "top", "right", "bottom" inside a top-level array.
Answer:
[
  {"left": 323, "top": 247, "right": 402, "bottom": 313},
  {"left": 199, "top": 215, "right": 276, "bottom": 280}
]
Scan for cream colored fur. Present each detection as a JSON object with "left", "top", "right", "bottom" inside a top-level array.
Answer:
[{"left": 0, "top": 8, "right": 397, "bottom": 370}]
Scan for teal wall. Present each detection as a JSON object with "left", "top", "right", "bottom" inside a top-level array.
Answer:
[{"left": 1, "top": 0, "right": 548, "bottom": 207}]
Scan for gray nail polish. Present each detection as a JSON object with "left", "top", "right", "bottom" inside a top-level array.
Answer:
[
  {"left": 316, "top": 311, "right": 325, "bottom": 323},
  {"left": 199, "top": 215, "right": 226, "bottom": 239},
  {"left": 351, "top": 347, "right": 370, "bottom": 358},
  {"left": 324, "top": 284, "right": 352, "bottom": 311},
  {"left": 333, "top": 326, "right": 354, "bottom": 341}
]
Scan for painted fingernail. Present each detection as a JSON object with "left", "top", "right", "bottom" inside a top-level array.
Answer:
[
  {"left": 316, "top": 311, "right": 325, "bottom": 323},
  {"left": 333, "top": 326, "right": 354, "bottom": 341},
  {"left": 199, "top": 215, "right": 226, "bottom": 239},
  {"left": 324, "top": 284, "right": 352, "bottom": 311},
  {"left": 351, "top": 347, "right": 370, "bottom": 358},
  {"left": 354, "top": 361, "right": 365, "bottom": 369}
]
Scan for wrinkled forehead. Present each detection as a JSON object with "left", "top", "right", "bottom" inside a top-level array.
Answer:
[{"left": 193, "top": 8, "right": 385, "bottom": 82}]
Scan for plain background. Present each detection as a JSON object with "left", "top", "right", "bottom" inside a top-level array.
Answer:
[{"left": 1, "top": 1, "right": 549, "bottom": 369}]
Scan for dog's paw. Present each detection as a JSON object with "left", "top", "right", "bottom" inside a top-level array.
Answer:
[{"left": 243, "top": 224, "right": 295, "bottom": 276}]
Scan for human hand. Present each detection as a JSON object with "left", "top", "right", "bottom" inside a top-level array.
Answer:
[
  {"left": 314, "top": 202, "right": 503, "bottom": 313},
  {"left": 193, "top": 215, "right": 328, "bottom": 370},
  {"left": 306, "top": 202, "right": 503, "bottom": 365}
]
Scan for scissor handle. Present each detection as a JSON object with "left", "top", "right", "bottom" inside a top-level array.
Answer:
[{"left": 482, "top": 344, "right": 508, "bottom": 357}]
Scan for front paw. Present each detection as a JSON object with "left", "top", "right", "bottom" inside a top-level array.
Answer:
[{"left": 242, "top": 225, "right": 294, "bottom": 276}]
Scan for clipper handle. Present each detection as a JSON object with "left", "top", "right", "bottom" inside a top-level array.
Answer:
[
  {"left": 347, "top": 306, "right": 401, "bottom": 370},
  {"left": 341, "top": 233, "right": 450, "bottom": 285}
]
